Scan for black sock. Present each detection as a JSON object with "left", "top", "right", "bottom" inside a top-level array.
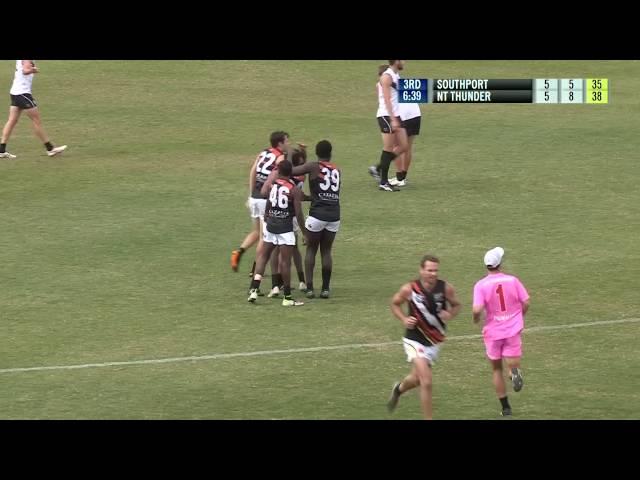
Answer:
[
  {"left": 306, "top": 283, "right": 314, "bottom": 292},
  {"left": 400, "top": 171, "right": 407, "bottom": 181},
  {"left": 379, "top": 150, "right": 396, "bottom": 185},
  {"left": 45, "top": 142, "right": 54, "bottom": 152},
  {"left": 250, "top": 279, "right": 261, "bottom": 290},
  {"left": 0, "top": 143, "right": 6, "bottom": 153},
  {"left": 272, "top": 273, "right": 282, "bottom": 289},
  {"left": 321, "top": 268, "right": 332, "bottom": 291},
  {"left": 499, "top": 396, "right": 510, "bottom": 410},
  {"left": 297, "top": 271, "right": 305, "bottom": 283},
  {"left": 396, "top": 171, "right": 403, "bottom": 181},
  {"left": 395, "top": 383, "right": 403, "bottom": 396},
  {"left": 237, "top": 247, "right": 246, "bottom": 255},
  {"left": 283, "top": 285, "right": 291, "bottom": 297}
]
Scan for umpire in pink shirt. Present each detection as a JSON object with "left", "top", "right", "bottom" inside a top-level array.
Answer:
[{"left": 473, "top": 247, "right": 530, "bottom": 417}]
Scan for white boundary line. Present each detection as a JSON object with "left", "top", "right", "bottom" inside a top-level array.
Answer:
[{"left": 1, "top": 318, "right": 638, "bottom": 375}]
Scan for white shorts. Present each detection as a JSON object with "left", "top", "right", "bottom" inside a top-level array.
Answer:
[
  {"left": 249, "top": 198, "right": 267, "bottom": 219},
  {"left": 263, "top": 229, "right": 296, "bottom": 246},
  {"left": 305, "top": 215, "right": 340, "bottom": 233},
  {"left": 402, "top": 338, "right": 441, "bottom": 365}
]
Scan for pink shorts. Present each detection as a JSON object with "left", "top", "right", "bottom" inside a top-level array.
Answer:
[{"left": 484, "top": 334, "right": 522, "bottom": 360}]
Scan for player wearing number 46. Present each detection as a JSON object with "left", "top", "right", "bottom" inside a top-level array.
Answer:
[
  {"left": 248, "top": 159, "right": 308, "bottom": 307},
  {"left": 472, "top": 247, "right": 530, "bottom": 417},
  {"left": 291, "top": 140, "right": 341, "bottom": 299}
]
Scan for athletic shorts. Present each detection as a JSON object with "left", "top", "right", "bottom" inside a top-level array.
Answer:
[
  {"left": 305, "top": 215, "right": 340, "bottom": 233},
  {"left": 248, "top": 198, "right": 267, "bottom": 219},
  {"left": 263, "top": 229, "right": 296, "bottom": 246},
  {"left": 402, "top": 116, "right": 421, "bottom": 136},
  {"left": 484, "top": 333, "right": 522, "bottom": 360},
  {"left": 402, "top": 338, "right": 441, "bottom": 365},
  {"left": 377, "top": 115, "right": 403, "bottom": 134},
  {"left": 10, "top": 93, "right": 37, "bottom": 110}
]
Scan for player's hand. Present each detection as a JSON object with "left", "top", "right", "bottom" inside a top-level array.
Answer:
[
  {"left": 296, "top": 142, "right": 307, "bottom": 149},
  {"left": 404, "top": 316, "right": 417, "bottom": 329},
  {"left": 391, "top": 117, "right": 401, "bottom": 131},
  {"left": 245, "top": 197, "right": 251, "bottom": 209}
]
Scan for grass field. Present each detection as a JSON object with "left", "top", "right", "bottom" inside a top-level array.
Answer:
[{"left": 1, "top": 60, "right": 638, "bottom": 419}]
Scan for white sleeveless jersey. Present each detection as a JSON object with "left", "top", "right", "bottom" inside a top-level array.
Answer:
[
  {"left": 398, "top": 102, "right": 421, "bottom": 121},
  {"left": 10, "top": 60, "right": 34, "bottom": 95},
  {"left": 376, "top": 67, "right": 400, "bottom": 118}
]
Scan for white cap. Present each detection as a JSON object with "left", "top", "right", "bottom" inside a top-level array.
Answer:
[{"left": 484, "top": 247, "right": 504, "bottom": 268}]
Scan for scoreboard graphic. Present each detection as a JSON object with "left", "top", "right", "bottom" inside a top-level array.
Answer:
[{"left": 398, "top": 78, "right": 609, "bottom": 104}]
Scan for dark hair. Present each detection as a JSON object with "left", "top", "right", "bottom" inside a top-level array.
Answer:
[
  {"left": 420, "top": 254, "right": 440, "bottom": 267},
  {"left": 270, "top": 131, "right": 289, "bottom": 148},
  {"left": 290, "top": 147, "right": 307, "bottom": 167},
  {"left": 315, "top": 140, "right": 332, "bottom": 159},
  {"left": 378, "top": 64, "right": 388, "bottom": 76},
  {"left": 388, "top": 60, "right": 397, "bottom": 65},
  {"left": 277, "top": 159, "right": 293, "bottom": 177},
  {"left": 487, "top": 265, "right": 500, "bottom": 271}
]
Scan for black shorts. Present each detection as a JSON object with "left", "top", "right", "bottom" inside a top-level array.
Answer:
[
  {"left": 10, "top": 93, "right": 38, "bottom": 110},
  {"left": 377, "top": 115, "right": 403, "bottom": 134},
  {"left": 402, "top": 116, "right": 421, "bottom": 137}
]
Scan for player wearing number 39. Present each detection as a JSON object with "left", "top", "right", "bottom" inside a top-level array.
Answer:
[
  {"left": 291, "top": 140, "right": 341, "bottom": 299},
  {"left": 472, "top": 247, "right": 530, "bottom": 417}
]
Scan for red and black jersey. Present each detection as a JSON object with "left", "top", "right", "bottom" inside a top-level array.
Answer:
[
  {"left": 251, "top": 147, "right": 283, "bottom": 199},
  {"left": 405, "top": 280, "right": 447, "bottom": 346},
  {"left": 309, "top": 160, "right": 341, "bottom": 222},
  {"left": 265, "top": 177, "right": 297, "bottom": 234}
]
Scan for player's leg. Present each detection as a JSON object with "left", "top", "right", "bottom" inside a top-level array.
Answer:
[
  {"left": 279, "top": 240, "right": 303, "bottom": 306},
  {"left": 291, "top": 236, "right": 306, "bottom": 291},
  {"left": 318, "top": 229, "right": 337, "bottom": 298},
  {"left": 402, "top": 135, "right": 415, "bottom": 182},
  {"left": 503, "top": 333, "right": 524, "bottom": 392},
  {"left": 486, "top": 338, "right": 511, "bottom": 415},
  {"left": 378, "top": 130, "right": 398, "bottom": 191},
  {"left": 413, "top": 357, "right": 434, "bottom": 420},
  {"left": 232, "top": 212, "right": 260, "bottom": 272},
  {"left": 0, "top": 106, "right": 22, "bottom": 158},
  {"left": 387, "top": 364, "right": 420, "bottom": 413},
  {"left": 268, "top": 245, "right": 282, "bottom": 297},
  {"left": 248, "top": 241, "right": 276, "bottom": 302},
  {"left": 304, "top": 218, "right": 323, "bottom": 298}
]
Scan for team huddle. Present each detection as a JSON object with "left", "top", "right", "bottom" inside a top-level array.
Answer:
[
  {"left": 231, "top": 133, "right": 341, "bottom": 306},
  {"left": 231, "top": 61, "right": 531, "bottom": 419}
]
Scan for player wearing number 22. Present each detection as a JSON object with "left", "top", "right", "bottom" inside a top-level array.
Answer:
[
  {"left": 291, "top": 140, "right": 341, "bottom": 299},
  {"left": 472, "top": 247, "right": 530, "bottom": 417}
]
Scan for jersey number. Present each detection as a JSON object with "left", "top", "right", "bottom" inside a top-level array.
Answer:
[
  {"left": 320, "top": 167, "right": 340, "bottom": 192},
  {"left": 257, "top": 152, "right": 277, "bottom": 175},
  {"left": 269, "top": 185, "right": 289, "bottom": 209},
  {"left": 496, "top": 284, "right": 506, "bottom": 312}
]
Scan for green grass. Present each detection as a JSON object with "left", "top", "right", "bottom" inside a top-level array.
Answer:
[{"left": 0, "top": 60, "right": 638, "bottom": 419}]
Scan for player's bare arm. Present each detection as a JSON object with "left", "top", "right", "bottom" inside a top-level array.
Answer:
[
  {"left": 442, "top": 283, "right": 462, "bottom": 322},
  {"left": 381, "top": 74, "right": 399, "bottom": 130},
  {"left": 472, "top": 305, "right": 484, "bottom": 324},
  {"left": 261, "top": 170, "right": 278, "bottom": 198},
  {"left": 291, "top": 161, "right": 316, "bottom": 178},
  {"left": 292, "top": 186, "right": 307, "bottom": 238},
  {"left": 249, "top": 156, "right": 259, "bottom": 197},
  {"left": 391, "top": 283, "right": 417, "bottom": 329},
  {"left": 522, "top": 299, "right": 530, "bottom": 316},
  {"left": 22, "top": 60, "right": 38, "bottom": 75}
]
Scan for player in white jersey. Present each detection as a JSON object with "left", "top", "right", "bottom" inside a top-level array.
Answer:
[
  {"left": 368, "top": 61, "right": 409, "bottom": 192},
  {"left": 0, "top": 61, "right": 67, "bottom": 159},
  {"left": 389, "top": 101, "right": 421, "bottom": 187}
]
